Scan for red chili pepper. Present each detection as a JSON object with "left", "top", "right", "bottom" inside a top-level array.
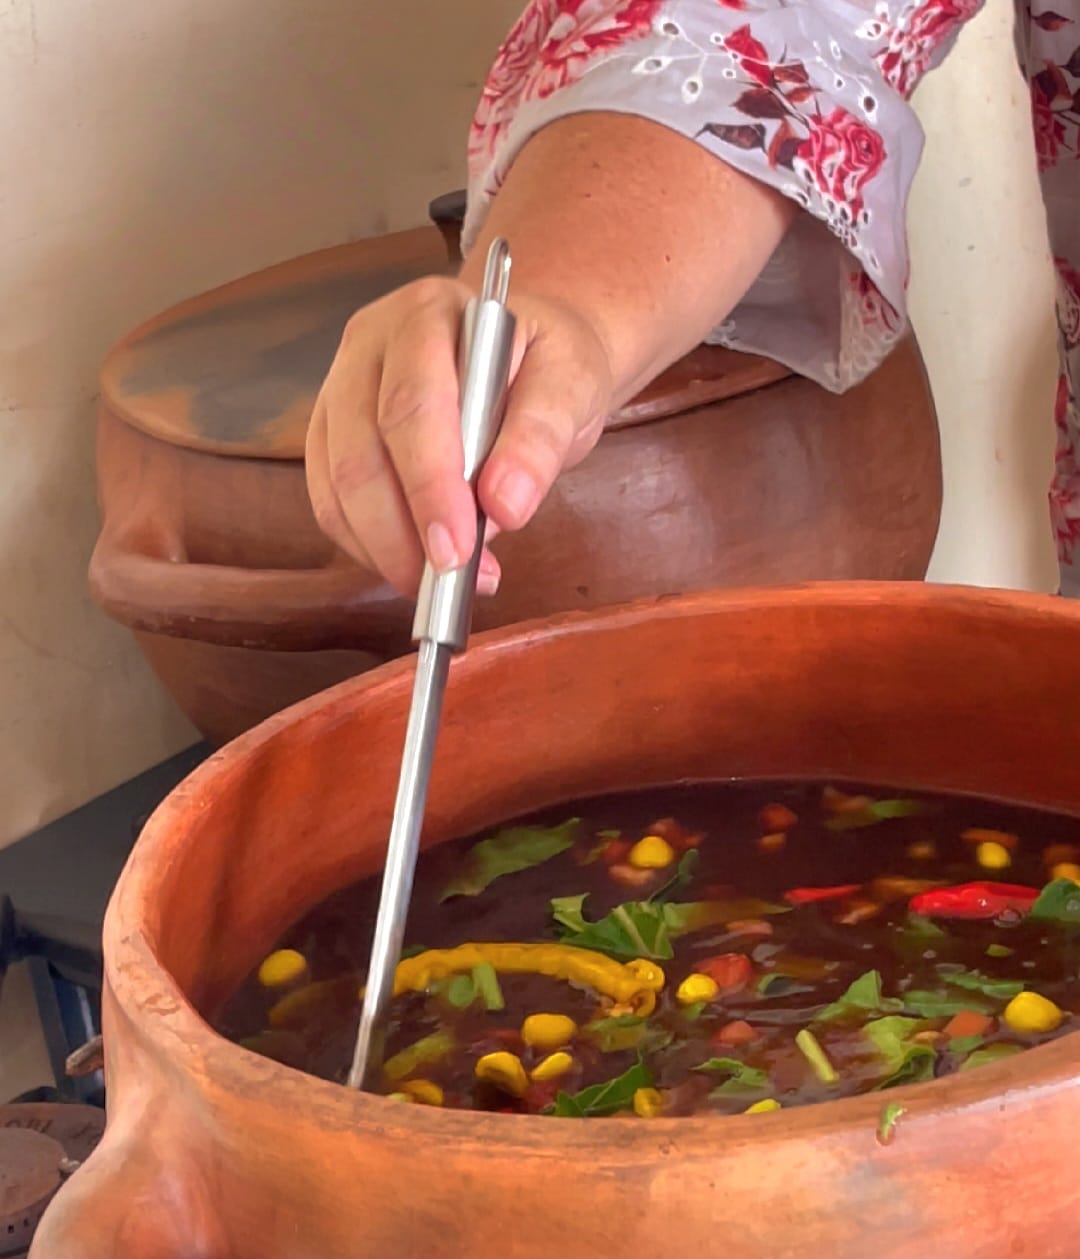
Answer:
[
  {"left": 783, "top": 884, "right": 862, "bottom": 905},
  {"left": 907, "top": 881, "right": 1040, "bottom": 919}
]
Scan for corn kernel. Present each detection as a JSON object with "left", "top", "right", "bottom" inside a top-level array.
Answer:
[
  {"left": 531, "top": 1051, "right": 575, "bottom": 1082},
  {"left": 975, "top": 841, "right": 1011, "bottom": 871},
  {"left": 628, "top": 835, "right": 676, "bottom": 870},
  {"left": 1003, "top": 991, "right": 1064, "bottom": 1035},
  {"left": 257, "top": 949, "right": 308, "bottom": 989},
  {"left": 1051, "top": 862, "right": 1080, "bottom": 884},
  {"left": 521, "top": 1013, "right": 577, "bottom": 1052},
  {"left": 475, "top": 1051, "right": 529, "bottom": 1097},
  {"left": 676, "top": 973, "right": 720, "bottom": 1006},
  {"left": 633, "top": 1087, "right": 665, "bottom": 1118},
  {"left": 907, "top": 840, "right": 936, "bottom": 861},
  {"left": 401, "top": 1079, "right": 444, "bottom": 1106},
  {"left": 744, "top": 1098, "right": 781, "bottom": 1114}
]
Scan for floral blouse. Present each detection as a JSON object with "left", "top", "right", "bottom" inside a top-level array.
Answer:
[{"left": 461, "top": 0, "right": 1080, "bottom": 594}]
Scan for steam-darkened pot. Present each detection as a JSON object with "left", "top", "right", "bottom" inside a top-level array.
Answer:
[{"left": 34, "top": 584, "right": 1080, "bottom": 1258}]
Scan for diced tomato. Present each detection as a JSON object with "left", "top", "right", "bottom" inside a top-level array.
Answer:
[
  {"left": 600, "top": 839, "right": 632, "bottom": 867},
  {"left": 711, "top": 1020, "right": 759, "bottom": 1048},
  {"left": 944, "top": 1011, "right": 994, "bottom": 1040},
  {"left": 783, "top": 884, "right": 862, "bottom": 905},
  {"left": 907, "top": 881, "right": 1039, "bottom": 920},
  {"left": 759, "top": 804, "right": 798, "bottom": 832},
  {"left": 522, "top": 1080, "right": 561, "bottom": 1113},
  {"left": 697, "top": 953, "right": 754, "bottom": 993}
]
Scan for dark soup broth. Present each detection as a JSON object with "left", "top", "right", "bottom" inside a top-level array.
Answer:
[{"left": 218, "top": 781, "right": 1080, "bottom": 1121}]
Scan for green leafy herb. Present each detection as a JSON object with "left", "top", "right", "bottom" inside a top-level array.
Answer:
[
  {"left": 948, "top": 1034, "right": 986, "bottom": 1055},
  {"left": 383, "top": 1030, "right": 455, "bottom": 1084},
  {"left": 650, "top": 850, "right": 700, "bottom": 904},
  {"left": 440, "top": 819, "right": 579, "bottom": 901},
  {"left": 795, "top": 1028, "right": 839, "bottom": 1084},
  {"left": 661, "top": 898, "right": 790, "bottom": 933},
  {"left": 862, "top": 1016, "right": 936, "bottom": 1090},
  {"left": 551, "top": 1058, "right": 653, "bottom": 1118},
  {"left": 902, "top": 914, "right": 947, "bottom": 940},
  {"left": 554, "top": 896, "right": 674, "bottom": 960},
  {"left": 583, "top": 1015, "right": 672, "bottom": 1054},
  {"left": 900, "top": 990, "right": 995, "bottom": 1018},
  {"left": 937, "top": 965, "right": 1023, "bottom": 1003},
  {"left": 757, "top": 972, "right": 816, "bottom": 998},
  {"left": 986, "top": 943, "right": 1014, "bottom": 959},
  {"left": 694, "top": 1057, "right": 771, "bottom": 1096},
  {"left": 472, "top": 961, "right": 505, "bottom": 1012},
  {"left": 825, "top": 799, "right": 928, "bottom": 831},
  {"left": 960, "top": 1042, "right": 1024, "bottom": 1073},
  {"left": 551, "top": 894, "right": 589, "bottom": 934},
  {"left": 877, "top": 1102, "right": 906, "bottom": 1145},
  {"left": 1029, "top": 878, "right": 1080, "bottom": 926},
  {"left": 814, "top": 970, "right": 904, "bottom": 1024}
]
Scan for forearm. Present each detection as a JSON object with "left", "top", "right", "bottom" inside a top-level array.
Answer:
[{"left": 459, "top": 111, "right": 795, "bottom": 407}]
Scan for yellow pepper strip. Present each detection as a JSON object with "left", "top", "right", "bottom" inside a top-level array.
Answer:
[
  {"left": 633, "top": 1087, "right": 665, "bottom": 1118},
  {"left": 1003, "top": 991, "right": 1064, "bottom": 1034},
  {"left": 257, "top": 949, "right": 308, "bottom": 989},
  {"left": 392, "top": 943, "right": 665, "bottom": 1016},
  {"left": 475, "top": 1051, "right": 529, "bottom": 1097},
  {"left": 745, "top": 1098, "right": 781, "bottom": 1114},
  {"left": 530, "top": 1051, "right": 575, "bottom": 1082}
]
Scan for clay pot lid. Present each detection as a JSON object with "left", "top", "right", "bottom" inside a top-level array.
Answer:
[{"left": 101, "top": 227, "right": 792, "bottom": 463}]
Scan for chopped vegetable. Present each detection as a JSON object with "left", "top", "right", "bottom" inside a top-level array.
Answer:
[
  {"left": 439, "top": 819, "right": 579, "bottom": 901},
  {"left": 862, "top": 1017, "right": 936, "bottom": 1089},
  {"left": 443, "top": 973, "right": 478, "bottom": 1009},
  {"left": 825, "top": 799, "right": 927, "bottom": 831},
  {"left": 937, "top": 965, "right": 1024, "bottom": 1002},
  {"left": 530, "top": 1051, "right": 575, "bottom": 1082},
  {"left": 907, "top": 881, "right": 1040, "bottom": 920},
  {"left": 900, "top": 990, "right": 995, "bottom": 1018},
  {"left": 784, "top": 884, "right": 862, "bottom": 905},
  {"left": 551, "top": 1059, "right": 653, "bottom": 1118},
  {"left": 694, "top": 1057, "right": 771, "bottom": 1095},
  {"left": 814, "top": 970, "right": 903, "bottom": 1025},
  {"left": 960, "top": 1042, "right": 1024, "bottom": 1072},
  {"left": 401, "top": 1079, "right": 444, "bottom": 1106},
  {"left": 712, "top": 1020, "right": 758, "bottom": 1047},
  {"left": 394, "top": 943, "right": 664, "bottom": 1015},
  {"left": 1029, "top": 878, "right": 1080, "bottom": 925},
  {"left": 759, "top": 803, "right": 798, "bottom": 831},
  {"left": 649, "top": 850, "right": 700, "bottom": 903},
  {"left": 795, "top": 1029, "right": 839, "bottom": 1084},
  {"left": 900, "top": 914, "right": 947, "bottom": 940},
  {"left": 986, "top": 943, "right": 1014, "bottom": 958},
  {"left": 521, "top": 1013, "right": 577, "bottom": 1052},
  {"left": 583, "top": 1014, "right": 672, "bottom": 1054},
  {"left": 472, "top": 962, "right": 505, "bottom": 1011},
  {"left": 697, "top": 953, "right": 754, "bottom": 993},
  {"left": 877, "top": 1102, "right": 906, "bottom": 1145},
  {"left": 383, "top": 1030, "right": 455, "bottom": 1084},
  {"left": 975, "top": 841, "right": 1012, "bottom": 871},
  {"left": 943, "top": 1010, "right": 994, "bottom": 1041},
  {"left": 257, "top": 949, "right": 307, "bottom": 989},
  {"left": 475, "top": 1051, "right": 529, "bottom": 1097},
  {"left": 745, "top": 1098, "right": 782, "bottom": 1114},
  {"left": 632, "top": 1087, "right": 665, "bottom": 1117},
  {"left": 1003, "top": 990, "right": 1064, "bottom": 1033},
  {"left": 677, "top": 974, "right": 720, "bottom": 1006},
  {"left": 628, "top": 835, "right": 676, "bottom": 870}
]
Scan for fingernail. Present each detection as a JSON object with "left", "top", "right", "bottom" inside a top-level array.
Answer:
[
  {"left": 477, "top": 569, "right": 500, "bottom": 597},
  {"left": 426, "top": 521, "right": 460, "bottom": 573},
  {"left": 492, "top": 469, "right": 538, "bottom": 526}
]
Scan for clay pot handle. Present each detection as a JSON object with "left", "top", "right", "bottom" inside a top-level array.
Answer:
[
  {"left": 428, "top": 189, "right": 466, "bottom": 263},
  {"left": 89, "top": 535, "right": 415, "bottom": 655}
]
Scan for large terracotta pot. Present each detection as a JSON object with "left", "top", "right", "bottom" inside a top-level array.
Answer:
[
  {"left": 33, "top": 584, "right": 1080, "bottom": 1258},
  {"left": 89, "top": 198, "right": 941, "bottom": 745}
]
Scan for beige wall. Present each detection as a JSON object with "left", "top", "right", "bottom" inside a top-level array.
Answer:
[
  {"left": 0, "top": 0, "right": 520, "bottom": 847},
  {"left": 0, "top": 0, "right": 1059, "bottom": 848}
]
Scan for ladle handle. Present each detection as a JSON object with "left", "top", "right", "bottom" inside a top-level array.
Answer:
[{"left": 412, "top": 239, "right": 515, "bottom": 651}]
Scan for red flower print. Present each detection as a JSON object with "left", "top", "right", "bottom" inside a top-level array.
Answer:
[
  {"left": 716, "top": 0, "right": 747, "bottom": 8},
  {"left": 1031, "top": 78, "right": 1066, "bottom": 171},
  {"left": 798, "top": 108, "right": 886, "bottom": 218},
  {"left": 849, "top": 270, "right": 901, "bottom": 333},
  {"left": 1051, "top": 473, "right": 1080, "bottom": 565},
  {"left": 469, "top": 0, "right": 662, "bottom": 166},
  {"left": 724, "top": 24, "right": 773, "bottom": 87},
  {"left": 1055, "top": 257, "right": 1080, "bottom": 348},
  {"left": 875, "top": 0, "right": 981, "bottom": 98}
]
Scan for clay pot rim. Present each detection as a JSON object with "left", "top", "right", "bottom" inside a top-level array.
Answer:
[{"left": 107, "top": 581, "right": 1080, "bottom": 1157}]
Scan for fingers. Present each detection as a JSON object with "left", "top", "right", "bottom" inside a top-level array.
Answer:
[
  {"left": 478, "top": 319, "right": 608, "bottom": 534},
  {"left": 304, "top": 397, "right": 376, "bottom": 572}
]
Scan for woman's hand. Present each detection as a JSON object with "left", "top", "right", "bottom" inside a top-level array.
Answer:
[{"left": 305, "top": 277, "right": 614, "bottom": 597}]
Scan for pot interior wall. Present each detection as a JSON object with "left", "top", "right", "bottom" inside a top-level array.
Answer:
[{"left": 133, "top": 587, "right": 1080, "bottom": 1022}]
